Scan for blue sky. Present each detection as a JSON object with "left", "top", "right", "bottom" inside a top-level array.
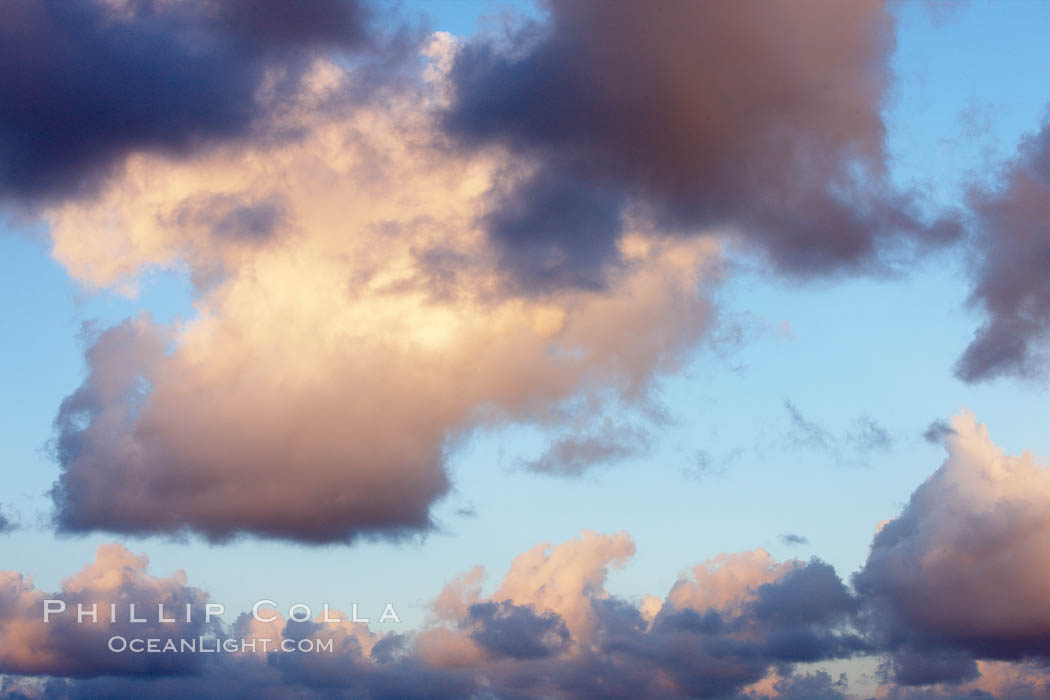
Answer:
[{"left": 1, "top": 2, "right": 1050, "bottom": 697}]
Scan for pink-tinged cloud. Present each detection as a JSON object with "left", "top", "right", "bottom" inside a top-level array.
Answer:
[
  {"left": 6, "top": 507, "right": 1050, "bottom": 698},
  {"left": 45, "top": 57, "right": 722, "bottom": 543},
  {"left": 856, "top": 412, "right": 1050, "bottom": 685},
  {"left": 35, "top": 2, "right": 976, "bottom": 547},
  {"left": 0, "top": 544, "right": 213, "bottom": 677},
  {"left": 443, "top": 0, "right": 960, "bottom": 290},
  {"left": 0, "top": 532, "right": 862, "bottom": 699}
]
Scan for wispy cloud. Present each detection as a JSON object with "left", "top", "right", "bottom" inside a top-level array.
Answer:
[
  {"left": 684, "top": 447, "right": 744, "bottom": 481},
  {"left": 783, "top": 401, "right": 893, "bottom": 465}
]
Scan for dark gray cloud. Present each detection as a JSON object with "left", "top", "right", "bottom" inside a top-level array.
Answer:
[
  {"left": 780, "top": 533, "right": 809, "bottom": 546},
  {"left": 443, "top": 0, "right": 959, "bottom": 292},
  {"left": 879, "top": 649, "right": 980, "bottom": 687},
  {"left": 582, "top": 561, "right": 866, "bottom": 697},
  {"left": 481, "top": 164, "right": 626, "bottom": 290},
  {"left": 464, "top": 601, "right": 571, "bottom": 660},
  {"left": 956, "top": 113, "right": 1050, "bottom": 382},
  {"left": 0, "top": 0, "right": 398, "bottom": 203},
  {"left": 922, "top": 418, "right": 956, "bottom": 444},
  {"left": 444, "top": 560, "right": 865, "bottom": 699},
  {"left": 744, "top": 561, "right": 861, "bottom": 644}
]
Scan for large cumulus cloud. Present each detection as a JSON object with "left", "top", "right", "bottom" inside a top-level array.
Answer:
[
  {"left": 442, "top": 0, "right": 959, "bottom": 291},
  {"left": 25, "top": 0, "right": 1002, "bottom": 548},
  {"left": 46, "top": 53, "right": 722, "bottom": 542}
]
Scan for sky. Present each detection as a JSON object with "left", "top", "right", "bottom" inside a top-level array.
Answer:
[{"left": 1, "top": 1, "right": 1050, "bottom": 699}]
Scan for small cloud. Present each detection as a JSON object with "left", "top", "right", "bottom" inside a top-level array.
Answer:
[
  {"left": 922, "top": 419, "right": 956, "bottom": 444},
  {"left": 687, "top": 450, "right": 717, "bottom": 480},
  {"left": 784, "top": 400, "right": 835, "bottom": 451},
  {"left": 523, "top": 420, "right": 650, "bottom": 477},
  {"left": 0, "top": 506, "right": 14, "bottom": 534},
  {"left": 454, "top": 505, "right": 478, "bottom": 518},
  {"left": 847, "top": 416, "right": 893, "bottom": 452},
  {"left": 780, "top": 533, "right": 809, "bottom": 546},
  {"left": 684, "top": 447, "right": 743, "bottom": 481},
  {"left": 783, "top": 401, "right": 894, "bottom": 466}
]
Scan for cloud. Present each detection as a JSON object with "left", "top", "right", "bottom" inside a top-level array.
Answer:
[
  {"left": 0, "top": 544, "right": 473, "bottom": 697},
  {"left": 480, "top": 530, "right": 636, "bottom": 642},
  {"left": 780, "top": 533, "right": 809, "bottom": 546},
  {"left": 0, "top": 0, "right": 414, "bottom": 204},
  {"left": 855, "top": 412, "right": 1050, "bottom": 684},
  {"left": 955, "top": 113, "right": 1050, "bottom": 382},
  {"left": 0, "top": 544, "right": 215, "bottom": 677},
  {"left": 44, "top": 56, "right": 722, "bottom": 543},
  {"left": 0, "top": 508, "right": 13, "bottom": 534},
  {"left": 685, "top": 447, "right": 744, "bottom": 481},
  {"left": 874, "top": 660, "right": 1050, "bottom": 700},
  {"left": 784, "top": 400, "right": 836, "bottom": 452},
  {"left": 5, "top": 501, "right": 1050, "bottom": 698},
  {"left": 846, "top": 416, "right": 893, "bottom": 452},
  {"left": 783, "top": 402, "right": 893, "bottom": 464},
  {"left": 521, "top": 418, "right": 651, "bottom": 476},
  {"left": 462, "top": 600, "right": 570, "bottom": 660},
  {"left": 922, "top": 418, "right": 957, "bottom": 444},
  {"left": 763, "top": 670, "right": 850, "bottom": 700},
  {"left": 442, "top": 0, "right": 959, "bottom": 292},
  {"left": 0, "top": 531, "right": 866, "bottom": 699}
]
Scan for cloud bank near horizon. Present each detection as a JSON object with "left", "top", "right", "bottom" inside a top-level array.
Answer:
[{"left": 6, "top": 413, "right": 1050, "bottom": 698}]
